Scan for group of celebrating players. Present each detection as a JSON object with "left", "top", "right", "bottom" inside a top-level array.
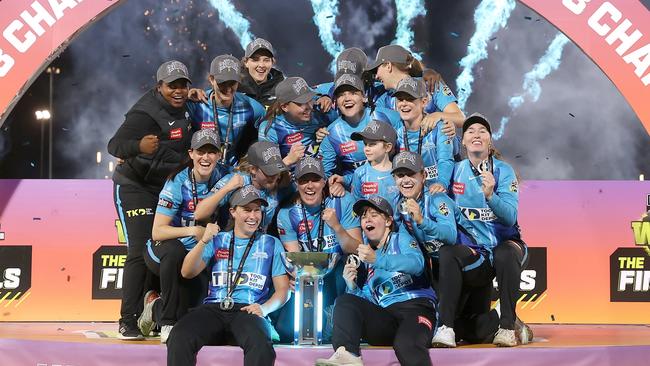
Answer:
[{"left": 108, "top": 36, "right": 532, "bottom": 366}]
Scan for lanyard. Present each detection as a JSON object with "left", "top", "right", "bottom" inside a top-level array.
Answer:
[
  {"left": 189, "top": 168, "right": 199, "bottom": 210},
  {"left": 300, "top": 199, "right": 326, "bottom": 252},
  {"left": 212, "top": 92, "right": 234, "bottom": 163},
  {"left": 402, "top": 123, "right": 423, "bottom": 155},
  {"left": 225, "top": 231, "right": 257, "bottom": 299}
]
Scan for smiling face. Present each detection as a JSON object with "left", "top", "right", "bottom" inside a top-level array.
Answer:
[
  {"left": 361, "top": 207, "right": 391, "bottom": 243},
  {"left": 281, "top": 100, "right": 313, "bottom": 123},
  {"left": 189, "top": 145, "right": 221, "bottom": 180},
  {"left": 296, "top": 173, "right": 325, "bottom": 206},
  {"left": 209, "top": 78, "right": 239, "bottom": 107},
  {"left": 462, "top": 123, "right": 492, "bottom": 158},
  {"left": 396, "top": 93, "right": 428, "bottom": 123},
  {"left": 335, "top": 88, "right": 365, "bottom": 120},
  {"left": 363, "top": 139, "right": 391, "bottom": 163},
  {"left": 244, "top": 51, "right": 274, "bottom": 84},
  {"left": 158, "top": 79, "right": 189, "bottom": 108},
  {"left": 393, "top": 169, "right": 425, "bottom": 199},
  {"left": 230, "top": 202, "right": 263, "bottom": 236}
]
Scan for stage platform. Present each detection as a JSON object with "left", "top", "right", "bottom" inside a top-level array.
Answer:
[{"left": 1, "top": 323, "right": 649, "bottom": 365}]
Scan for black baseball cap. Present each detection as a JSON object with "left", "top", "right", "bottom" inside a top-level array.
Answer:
[
  {"left": 353, "top": 195, "right": 394, "bottom": 218},
  {"left": 462, "top": 113, "right": 492, "bottom": 135}
]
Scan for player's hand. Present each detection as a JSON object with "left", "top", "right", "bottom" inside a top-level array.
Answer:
[
  {"left": 342, "top": 262, "right": 358, "bottom": 290},
  {"left": 357, "top": 244, "right": 377, "bottom": 264},
  {"left": 241, "top": 303, "right": 265, "bottom": 317},
  {"left": 481, "top": 171, "right": 496, "bottom": 200},
  {"left": 315, "top": 127, "right": 329, "bottom": 143},
  {"left": 316, "top": 96, "right": 333, "bottom": 113},
  {"left": 283, "top": 143, "right": 305, "bottom": 166},
  {"left": 200, "top": 223, "right": 220, "bottom": 244},
  {"left": 423, "top": 68, "right": 442, "bottom": 93},
  {"left": 405, "top": 198, "right": 424, "bottom": 225},
  {"left": 421, "top": 113, "right": 443, "bottom": 134},
  {"left": 192, "top": 225, "right": 207, "bottom": 241},
  {"left": 188, "top": 88, "right": 208, "bottom": 103},
  {"left": 329, "top": 182, "right": 346, "bottom": 197},
  {"left": 225, "top": 173, "right": 245, "bottom": 191},
  {"left": 139, "top": 135, "right": 159, "bottom": 155},
  {"left": 322, "top": 208, "right": 341, "bottom": 230},
  {"left": 428, "top": 183, "right": 446, "bottom": 195}
]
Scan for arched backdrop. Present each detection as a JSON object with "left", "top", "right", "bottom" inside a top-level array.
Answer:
[{"left": 0, "top": 0, "right": 649, "bottom": 135}]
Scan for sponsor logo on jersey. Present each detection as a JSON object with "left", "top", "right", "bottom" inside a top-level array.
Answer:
[
  {"left": 158, "top": 198, "right": 173, "bottom": 209},
  {"left": 216, "top": 249, "right": 230, "bottom": 260},
  {"left": 212, "top": 271, "right": 267, "bottom": 290},
  {"left": 374, "top": 273, "right": 413, "bottom": 300},
  {"left": 459, "top": 206, "right": 496, "bottom": 222},
  {"left": 200, "top": 121, "right": 216, "bottom": 130},
  {"left": 169, "top": 127, "right": 183, "bottom": 140},
  {"left": 339, "top": 141, "right": 358, "bottom": 154},
  {"left": 424, "top": 165, "right": 438, "bottom": 180},
  {"left": 286, "top": 132, "right": 303, "bottom": 145},
  {"left": 361, "top": 182, "right": 379, "bottom": 195},
  {"left": 453, "top": 182, "right": 465, "bottom": 195}
]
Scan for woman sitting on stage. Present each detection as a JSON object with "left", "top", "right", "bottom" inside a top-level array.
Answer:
[
  {"left": 273, "top": 156, "right": 362, "bottom": 342},
  {"left": 431, "top": 114, "right": 532, "bottom": 348},
  {"left": 138, "top": 130, "right": 228, "bottom": 343},
  {"left": 167, "top": 185, "right": 290, "bottom": 366},
  {"left": 316, "top": 196, "right": 436, "bottom": 366}
]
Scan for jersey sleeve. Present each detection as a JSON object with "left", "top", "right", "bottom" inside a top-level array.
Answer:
[
  {"left": 156, "top": 176, "right": 183, "bottom": 217},
  {"left": 338, "top": 194, "right": 360, "bottom": 230},
  {"left": 434, "top": 127, "right": 455, "bottom": 189},
  {"left": 351, "top": 169, "right": 363, "bottom": 200},
  {"left": 271, "top": 237, "right": 288, "bottom": 277},
  {"left": 487, "top": 163, "right": 519, "bottom": 227},
  {"left": 257, "top": 119, "right": 278, "bottom": 143},
  {"left": 373, "top": 232, "right": 425, "bottom": 276},
  {"left": 425, "top": 83, "right": 457, "bottom": 113},
  {"left": 318, "top": 134, "right": 337, "bottom": 178},
  {"left": 276, "top": 207, "right": 297, "bottom": 244},
  {"left": 417, "top": 194, "right": 457, "bottom": 245}
]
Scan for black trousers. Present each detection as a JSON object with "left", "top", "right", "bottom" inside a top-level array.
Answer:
[
  {"left": 437, "top": 241, "right": 528, "bottom": 340},
  {"left": 113, "top": 183, "right": 159, "bottom": 323},
  {"left": 144, "top": 239, "right": 208, "bottom": 326},
  {"left": 167, "top": 303, "right": 276, "bottom": 366},
  {"left": 332, "top": 294, "right": 435, "bottom": 366}
]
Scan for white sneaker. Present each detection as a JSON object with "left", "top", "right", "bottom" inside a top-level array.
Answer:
[
  {"left": 137, "top": 290, "right": 160, "bottom": 337},
  {"left": 160, "top": 325, "right": 173, "bottom": 344},
  {"left": 515, "top": 318, "right": 534, "bottom": 345},
  {"left": 493, "top": 328, "right": 517, "bottom": 347},
  {"left": 431, "top": 325, "right": 456, "bottom": 348},
  {"left": 315, "top": 346, "right": 363, "bottom": 366}
]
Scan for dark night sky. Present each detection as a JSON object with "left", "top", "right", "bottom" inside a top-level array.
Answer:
[{"left": 1, "top": 0, "right": 649, "bottom": 179}]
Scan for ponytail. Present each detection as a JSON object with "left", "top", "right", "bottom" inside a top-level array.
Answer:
[{"left": 262, "top": 100, "right": 285, "bottom": 137}]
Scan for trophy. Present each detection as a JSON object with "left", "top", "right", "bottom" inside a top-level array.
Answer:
[{"left": 286, "top": 251, "right": 340, "bottom": 345}]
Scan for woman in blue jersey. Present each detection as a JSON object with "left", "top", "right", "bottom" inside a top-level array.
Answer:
[
  {"left": 193, "top": 141, "right": 289, "bottom": 231},
  {"left": 167, "top": 186, "right": 290, "bottom": 366},
  {"left": 258, "top": 77, "right": 335, "bottom": 167},
  {"left": 431, "top": 114, "right": 532, "bottom": 348},
  {"left": 319, "top": 73, "right": 402, "bottom": 189},
  {"left": 273, "top": 156, "right": 361, "bottom": 343},
  {"left": 394, "top": 77, "right": 454, "bottom": 192},
  {"left": 315, "top": 196, "right": 435, "bottom": 366},
  {"left": 138, "top": 130, "right": 228, "bottom": 344},
  {"left": 391, "top": 151, "right": 457, "bottom": 287},
  {"left": 365, "top": 44, "right": 464, "bottom": 135},
  {"left": 186, "top": 54, "right": 266, "bottom": 165}
]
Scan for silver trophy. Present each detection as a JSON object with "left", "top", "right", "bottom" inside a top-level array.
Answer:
[{"left": 286, "top": 252, "right": 340, "bottom": 345}]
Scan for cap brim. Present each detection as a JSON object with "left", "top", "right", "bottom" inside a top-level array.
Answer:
[
  {"left": 259, "top": 163, "right": 288, "bottom": 176},
  {"left": 333, "top": 82, "right": 362, "bottom": 96},
  {"left": 214, "top": 74, "right": 241, "bottom": 83},
  {"left": 350, "top": 131, "right": 366, "bottom": 141},
  {"left": 463, "top": 115, "right": 491, "bottom": 134},
  {"left": 247, "top": 47, "right": 274, "bottom": 58},
  {"left": 364, "top": 59, "right": 382, "bottom": 72},
  {"left": 391, "top": 166, "right": 418, "bottom": 175},
  {"left": 161, "top": 76, "right": 192, "bottom": 84},
  {"left": 292, "top": 90, "right": 317, "bottom": 104},
  {"left": 353, "top": 199, "right": 390, "bottom": 217},
  {"left": 236, "top": 197, "right": 269, "bottom": 207},
  {"left": 295, "top": 170, "right": 325, "bottom": 181},
  {"left": 394, "top": 90, "right": 419, "bottom": 100},
  {"left": 191, "top": 141, "right": 221, "bottom": 150}
]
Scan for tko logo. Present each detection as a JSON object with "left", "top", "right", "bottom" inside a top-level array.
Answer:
[
  {"left": 361, "top": 182, "right": 378, "bottom": 195},
  {"left": 286, "top": 132, "right": 303, "bottom": 145},
  {"left": 339, "top": 141, "right": 358, "bottom": 154},
  {"left": 126, "top": 208, "right": 154, "bottom": 217}
]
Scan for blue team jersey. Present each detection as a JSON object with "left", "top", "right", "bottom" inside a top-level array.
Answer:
[
  {"left": 258, "top": 112, "right": 333, "bottom": 158},
  {"left": 201, "top": 231, "right": 286, "bottom": 305},
  {"left": 156, "top": 166, "right": 229, "bottom": 250},
  {"left": 319, "top": 107, "right": 402, "bottom": 180},
  {"left": 350, "top": 231, "right": 436, "bottom": 308},
  {"left": 396, "top": 193, "right": 458, "bottom": 258},
  {"left": 450, "top": 158, "right": 521, "bottom": 253},
  {"left": 209, "top": 172, "right": 282, "bottom": 230},
  {"left": 276, "top": 193, "right": 359, "bottom": 253},
  {"left": 186, "top": 90, "right": 266, "bottom": 164},
  {"left": 395, "top": 123, "right": 454, "bottom": 189},
  {"left": 351, "top": 162, "right": 400, "bottom": 211}
]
